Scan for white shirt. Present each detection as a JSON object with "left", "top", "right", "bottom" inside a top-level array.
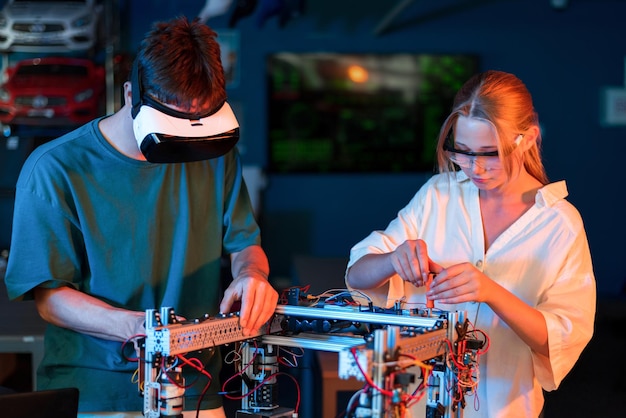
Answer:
[{"left": 347, "top": 171, "right": 596, "bottom": 418}]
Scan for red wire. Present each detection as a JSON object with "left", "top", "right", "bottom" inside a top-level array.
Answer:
[
  {"left": 221, "top": 343, "right": 259, "bottom": 394},
  {"left": 174, "top": 355, "right": 215, "bottom": 417},
  {"left": 120, "top": 333, "right": 146, "bottom": 362},
  {"left": 350, "top": 347, "right": 394, "bottom": 397}
]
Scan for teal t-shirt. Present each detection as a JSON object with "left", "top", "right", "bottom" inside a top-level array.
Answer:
[{"left": 4, "top": 118, "right": 261, "bottom": 411}]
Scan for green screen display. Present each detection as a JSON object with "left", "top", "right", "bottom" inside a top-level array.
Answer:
[{"left": 267, "top": 53, "right": 479, "bottom": 173}]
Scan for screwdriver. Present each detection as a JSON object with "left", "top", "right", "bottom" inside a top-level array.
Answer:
[{"left": 425, "top": 272, "right": 436, "bottom": 309}]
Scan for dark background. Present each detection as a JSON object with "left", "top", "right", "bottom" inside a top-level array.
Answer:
[
  {"left": 1, "top": 0, "right": 625, "bottom": 417},
  {"left": 125, "top": 0, "right": 626, "bottom": 297},
  {"left": 1, "top": 0, "right": 625, "bottom": 297}
]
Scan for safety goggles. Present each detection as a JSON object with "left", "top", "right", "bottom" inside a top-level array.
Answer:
[{"left": 443, "top": 134, "right": 522, "bottom": 171}]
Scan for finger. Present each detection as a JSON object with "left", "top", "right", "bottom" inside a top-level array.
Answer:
[
  {"left": 398, "top": 252, "right": 416, "bottom": 284},
  {"left": 238, "top": 287, "right": 253, "bottom": 334},
  {"left": 428, "top": 272, "right": 474, "bottom": 303},
  {"left": 248, "top": 286, "right": 278, "bottom": 332},
  {"left": 430, "top": 263, "right": 469, "bottom": 291},
  {"left": 393, "top": 252, "right": 421, "bottom": 286},
  {"left": 433, "top": 286, "right": 471, "bottom": 304},
  {"left": 396, "top": 245, "right": 421, "bottom": 285},
  {"left": 219, "top": 289, "right": 237, "bottom": 315},
  {"left": 429, "top": 268, "right": 452, "bottom": 292},
  {"left": 414, "top": 241, "right": 431, "bottom": 284},
  {"left": 407, "top": 253, "right": 423, "bottom": 286},
  {"left": 429, "top": 259, "right": 444, "bottom": 275}
]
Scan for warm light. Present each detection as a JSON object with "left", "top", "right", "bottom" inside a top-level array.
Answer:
[{"left": 347, "top": 65, "right": 368, "bottom": 83}]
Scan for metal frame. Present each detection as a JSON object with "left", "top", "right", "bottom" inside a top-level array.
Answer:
[{"left": 142, "top": 305, "right": 467, "bottom": 418}]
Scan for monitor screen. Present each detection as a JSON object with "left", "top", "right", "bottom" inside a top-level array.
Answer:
[{"left": 267, "top": 53, "right": 479, "bottom": 173}]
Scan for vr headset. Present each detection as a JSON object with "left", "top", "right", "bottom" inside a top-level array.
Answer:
[{"left": 130, "top": 60, "right": 239, "bottom": 163}]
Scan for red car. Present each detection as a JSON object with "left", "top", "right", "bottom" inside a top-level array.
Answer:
[{"left": 0, "top": 56, "right": 105, "bottom": 127}]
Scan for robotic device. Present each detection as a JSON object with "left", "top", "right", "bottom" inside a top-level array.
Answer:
[{"left": 140, "top": 296, "right": 487, "bottom": 418}]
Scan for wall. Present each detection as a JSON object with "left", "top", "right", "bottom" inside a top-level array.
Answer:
[{"left": 131, "top": 0, "right": 626, "bottom": 295}]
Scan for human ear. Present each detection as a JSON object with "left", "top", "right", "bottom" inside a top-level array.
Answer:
[
  {"left": 122, "top": 81, "right": 133, "bottom": 107},
  {"left": 519, "top": 125, "right": 540, "bottom": 152}
]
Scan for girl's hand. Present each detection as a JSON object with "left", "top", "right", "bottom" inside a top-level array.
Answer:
[
  {"left": 390, "top": 239, "right": 443, "bottom": 287},
  {"left": 426, "top": 262, "right": 493, "bottom": 304}
]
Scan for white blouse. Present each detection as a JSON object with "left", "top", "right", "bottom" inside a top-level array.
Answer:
[{"left": 347, "top": 171, "right": 596, "bottom": 418}]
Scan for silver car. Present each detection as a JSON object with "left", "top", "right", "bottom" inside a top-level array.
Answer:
[{"left": 0, "top": 0, "right": 103, "bottom": 53}]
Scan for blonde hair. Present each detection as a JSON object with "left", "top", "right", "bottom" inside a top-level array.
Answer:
[{"left": 435, "top": 70, "right": 548, "bottom": 184}]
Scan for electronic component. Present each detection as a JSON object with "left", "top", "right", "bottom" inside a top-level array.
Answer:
[{"left": 140, "top": 302, "right": 486, "bottom": 418}]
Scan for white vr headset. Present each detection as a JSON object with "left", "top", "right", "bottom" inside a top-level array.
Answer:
[{"left": 130, "top": 60, "right": 239, "bottom": 163}]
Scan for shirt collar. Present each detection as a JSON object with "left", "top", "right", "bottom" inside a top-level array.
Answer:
[
  {"left": 454, "top": 170, "right": 470, "bottom": 182},
  {"left": 536, "top": 180, "right": 568, "bottom": 208}
]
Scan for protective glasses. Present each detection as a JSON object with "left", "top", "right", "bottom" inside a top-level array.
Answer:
[{"left": 443, "top": 134, "right": 522, "bottom": 171}]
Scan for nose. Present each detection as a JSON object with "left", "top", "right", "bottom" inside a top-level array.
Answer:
[{"left": 469, "top": 157, "right": 486, "bottom": 172}]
